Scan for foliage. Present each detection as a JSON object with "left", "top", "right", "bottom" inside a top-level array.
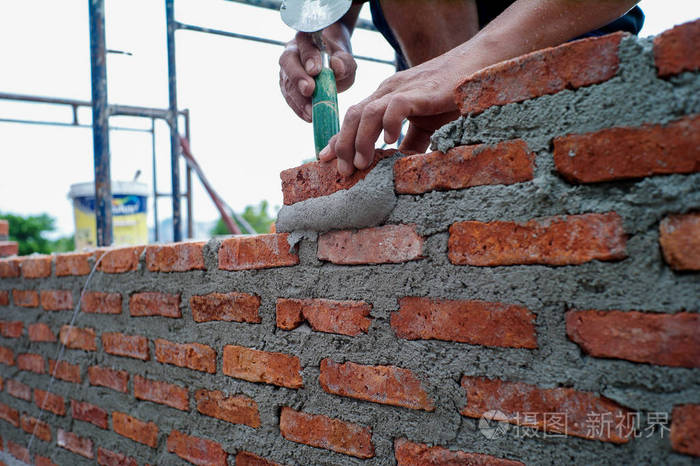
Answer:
[
  {"left": 210, "top": 200, "right": 276, "bottom": 235},
  {"left": 0, "top": 213, "right": 74, "bottom": 255}
]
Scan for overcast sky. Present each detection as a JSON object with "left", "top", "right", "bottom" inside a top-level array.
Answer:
[{"left": 0, "top": 0, "right": 698, "bottom": 241}]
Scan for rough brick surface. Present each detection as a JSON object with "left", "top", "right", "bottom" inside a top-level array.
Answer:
[
  {"left": 394, "top": 438, "right": 523, "bottom": 466},
  {"left": 134, "top": 375, "right": 189, "bottom": 411},
  {"left": 460, "top": 376, "right": 632, "bottom": 443},
  {"left": 0, "top": 402, "right": 19, "bottom": 426},
  {"left": 55, "top": 252, "right": 92, "bottom": 276},
  {"left": 71, "top": 400, "right": 108, "bottom": 429},
  {"left": 7, "top": 379, "right": 32, "bottom": 401},
  {"left": 59, "top": 325, "right": 97, "bottom": 351},
  {"left": 195, "top": 388, "right": 261, "bottom": 428},
  {"left": 154, "top": 339, "right": 215, "bottom": 373},
  {"left": 17, "top": 353, "right": 44, "bottom": 373},
  {"left": 57, "top": 429, "right": 94, "bottom": 458},
  {"left": 88, "top": 365, "right": 129, "bottom": 393},
  {"left": 659, "top": 213, "right": 700, "bottom": 271},
  {"left": 456, "top": 33, "right": 624, "bottom": 115},
  {"left": 318, "top": 224, "right": 424, "bottom": 265},
  {"left": 40, "top": 290, "right": 73, "bottom": 311},
  {"left": 0, "top": 346, "right": 14, "bottom": 366},
  {"left": 0, "top": 220, "right": 7, "bottom": 237},
  {"left": 35, "top": 455, "right": 58, "bottom": 466},
  {"left": 566, "top": 310, "right": 700, "bottom": 368},
  {"left": 0, "top": 242, "right": 18, "bottom": 258},
  {"left": 97, "top": 246, "right": 144, "bottom": 273},
  {"left": 0, "top": 258, "right": 20, "bottom": 278},
  {"left": 553, "top": 116, "right": 700, "bottom": 183},
  {"left": 21, "top": 256, "right": 51, "bottom": 278},
  {"left": 0, "top": 290, "right": 7, "bottom": 306},
  {"left": 236, "top": 451, "right": 281, "bottom": 466},
  {"left": 654, "top": 19, "right": 700, "bottom": 77},
  {"left": 13, "top": 289, "right": 38, "bottom": 307},
  {"left": 394, "top": 140, "right": 535, "bottom": 194},
  {"left": 671, "top": 404, "right": 700, "bottom": 457},
  {"left": 167, "top": 430, "right": 228, "bottom": 466},
  {"left": 449, "top": 213, "right": 627, "bottom": 266},
  {"left": 49, "top": 359, "right": 81, "bottom": 383},
  {"left": 281, "top": 149, "right": 396, "bottom": 205},
  {"left": 222, "top": 345, "right": 302, "bottom": 388},
  {"left": 7, "top": 441, "right": 30, "bottom": 463},
  {"left": 280, "top": 407, "right": 374, "bottom": 459},
  {"left": 28, "top": 323, "right": 56, "bottom": 342},
  {"left": 218, "top": 233, "right": 299, "bottom": 271},
  {"left": 146, "top": 241, "right": 206, "bottom": 272},
  {"left": 0, "top": 321, "right": 23, "bottom": 339},
  {"left": 34, "top": 389, "right": 65, "bottom": 416},
  {"left": 112, "top": 412, "right": 158, "bottom": 448},
  {"left": 276, "top": 298, "right": 372, "bottom": 336},
  {"left": 81, "top": 291, "right": 122, "bottom": 314},
  {"left": 320, "top": 359, "right": 434, "bottom": 411},
  {"left": 102, "top": 332, "right": 149, "bottom": 360},
  {"left": 97, "top": 448, "right": 139, "bottom": 466},
  {"left": 21, "top": 415, "right": 51, "bottom": 442},
  {"left": 190, "top": 292, "right": 261, "bottom": 323},
  {"left": 392, "top": 297, "right": 537, "bottom": 348},
  {"left": 129, "top": 292, "right": 181, "bottom": 318}
]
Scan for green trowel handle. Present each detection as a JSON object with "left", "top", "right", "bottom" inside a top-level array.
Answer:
[{"left": 312, "top": 67, "right": 340, "bottom": 157}]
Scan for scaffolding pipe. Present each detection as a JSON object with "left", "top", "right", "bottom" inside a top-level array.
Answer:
[{"left": 166, "top": 0, "right": 182, "bottom": 242}]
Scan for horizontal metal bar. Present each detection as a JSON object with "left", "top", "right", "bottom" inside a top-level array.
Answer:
[
  {"left": 155, "top": 192, "right": 190, "bottom": 198},
  {"left": 0, "top": 117, "right": 153, "bottom": 133},
  {"left": 110, "top": 104, "right": 173, "bottom": 119},
  {"left": 176, "top": 22, "right": 395, "bottom": 66},
  {"left": 0, "top": 92, "right": 90, "bottom": 108}
]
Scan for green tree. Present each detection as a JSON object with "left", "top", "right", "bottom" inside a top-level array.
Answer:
[
  {"left": 210, "top": 201, "right": 276, "bottom": 235},
  {"left": 0, "top": 213, "right": 74, "bottom": 255}
]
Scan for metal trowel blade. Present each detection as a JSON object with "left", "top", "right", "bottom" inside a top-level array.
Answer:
[{"left": 280, "top": 0, "right": 352, "bottom": 33}]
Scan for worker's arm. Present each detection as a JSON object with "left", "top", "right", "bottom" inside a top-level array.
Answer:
[
  {"left": 320, "top": 0, "right": 641, "bottom": 176},
  {"left": 279, "top": 5, "right": 362, "bottom": 122}
]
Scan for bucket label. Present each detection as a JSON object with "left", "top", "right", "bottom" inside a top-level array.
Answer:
[
  {"left": 72, "top": 194, "right": 148, "bottom": 250},
  {"left": 74, "top": 195, "right": 146, "bottom": 215}
]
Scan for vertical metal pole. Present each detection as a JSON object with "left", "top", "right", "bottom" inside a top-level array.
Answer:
[
  {"left": 151, "top": 118, "right": 159, "bottom": 242},
  {"left": 184, "top": 110, "right": 193, "bottom": 239},
  {"left": 88, "top": 0, "right": 113, "bottom": 246},
  {"left": 166, "top": 0, "right": 182, "bottom": 241}
]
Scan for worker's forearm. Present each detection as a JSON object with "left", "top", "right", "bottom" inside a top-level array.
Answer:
[{"left": 339, "top": 5, "right": 362, "bottom": 36}]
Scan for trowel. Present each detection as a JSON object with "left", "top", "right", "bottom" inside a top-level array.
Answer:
[{"left": 281, "top": 0, "right": 352, "bottom": 157}]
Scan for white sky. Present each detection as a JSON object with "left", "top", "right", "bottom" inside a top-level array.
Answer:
[{"left": 0, "top": 0, "right": 698, "bottom": 240}]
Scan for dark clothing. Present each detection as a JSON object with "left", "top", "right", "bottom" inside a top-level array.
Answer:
[{"left": 367, "top": 0, "right": 645, "bottom": 70}]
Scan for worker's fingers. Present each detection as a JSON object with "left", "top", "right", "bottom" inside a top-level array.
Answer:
[
  {"left": 333, "top": 101, "right": 367, "bottom": 176},
  {"left": 319, "top": 134, "right": 338, "bottom": 162},
  {"left": 399, "top": 123, "right": 432, "bottom": 153},
  {"left": 280, "top": 69, "right": 312, "bottom": 122},
  {"left": 382, "top": 93, "right": 413, "bottom": 144},
  {"left": 353, "top": 98, "right": 388, "bottom": 170},
  {"left": 296, "top": 32, "right": 322, "bottom": 76},
  {"left": 330, "top": 51, "right": 357, "bottom": 91},
  {"left": 279, "top": 43, "right": 315, "bottom": 98}
]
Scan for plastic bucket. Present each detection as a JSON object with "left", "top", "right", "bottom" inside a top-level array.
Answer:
[{"left": 69, "top": 181, "right": 149, "bottom": 250}]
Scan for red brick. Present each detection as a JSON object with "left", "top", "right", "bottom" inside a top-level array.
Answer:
[
  {"left": 7, "top": 440, "right": 30, "bottom": 463},
  {"left": 17, "top": 353, "right": 44, "bottom": 373},
  {"left": 218, "top": 233, "right": 299, "bottom": 271},
  {"left": 146, "top": 241, "right": 206, "bottom": 272},
  {"left": 566, "top": 310, "right": 700, "bottom": 368},
  {"left": 97, "top": 448, "right": 139, "bottom": 466},
  {"left": 456, "top": 32, "right": 624, "bottom": 115},
  {"left": 279, "top": 407, "right": 374, "bottom": 459},
  {"left": 554, "top": 116, "right": 700, "bottom": 183},
  {"left": 0, "top": 402, "right": 19, "bottom": 426},
  {"left": 35, "top": 455, "right": 58, "bottom": 466},
  {"left": 167, "top": 430, "right": 228, "bottom": 466},
  {"left": 154, "top": 339, "right": 215, "bottom": 373},
  {"left": 81, "top": 291, "right": 122, "bottom": 314},
  {"left": 236, "top": 451, "right": 281, "bottom": 466},
  {"left": 671, "top": 404, "right": 700, "bottom": 457},
  {"left": 460, "top": 376, "right": 633, "bottom": 443},
  {"left": 392, "top": 297, "right": 537, "bottom": 348},
  {"left": 7, "top": 379, "right": 32, "bottom": 400},
  {"left": 0, "top": 290, "right": 7, "bottom": 306},
  {"left": 112, "top": 411, "right": 158, "bottom": 448},
  {"left": 88, "top": 365, "right": 129, "bottom": 393},
  {"left": 130, "top": 292, "right": 181, "bottom": 318},
  {"left": 276, "top": 298, "right": 372, "bottom": 336},
  {"left": 659, "top": 213, "right": 700, "bottom": 271},
  {"left": 222, "top": 345, "right": 302, "bottom": 388},
  {"left": 21, "top": 255, "right": 51, "bottom": 278},
  {"left": 0, "top": 241, "right": 17, "bottom": 258},
  {"left": 34, "top": 388, "right": 66, "bottom": 415},
  {"left": 318, "top": 224, "right": 424, "bottom": 265},
  {"left": 194, "top": 388, "right": 260, "bottom": 428},
  {"left": 394, "top": 140, "right": 535, "bottom": 195},
  {"left": 0, "top": 258, "right": 20, "bottom": 278},
  {"left": 49, "top": 359, "right": 81, "bottom": 383},
  {"left": 20, "top": 414, "right": 51, "bottom": 442},
  {"left": 654, "top": 19, "right": 700, "bottom": 77},
  {"left": 0, "top": 346, "right": 14, "bottom": 366},
  {"left": 394, "top": 438, "right": 523, "bottom": 466},
  {"left": 40, "top": 290, "right": 73, "bottom": 311},
  {"left": 28, "top": 322, "right": 56, "bottom": 342},
  {"left": 71, "top": 399, "right": 108, "bottom": 429},
  {"left": 102, "top": 332, "right": 149, "bottom": 360},
  {"left": 190, "top": 292, "right": 261, "bottom": 323},
  {"left": 97, "top": 246, "right": 144, "bottom": 273},
  {"left": 0, "top": 320, "right": 22, "bottom": 338},
  {"left": 59, "top": 325, "right": 97, "bottom": 351},
  {"left": 449, "top": 212, "right": 627, "bottom": 266},
  {"left": 55, "top": 252, "right": 91, "bottom": 276},
  {"left": 12, "top": 289, "right": 38, "bottom": 307},
  {"left": 319, "top": 359, "right": 434, "bottom": 411},
  {"left": 0, "top": 220, "right": 7, "bottom": 237},
  {"left": 57, "top": 429, "right": 94, "bottom": 458},
  {"left": 281, "top": 149, "right": 397, "bottom": 205},
  {"left": 134, "top": 375, "right": 189, "bottom": 411}
]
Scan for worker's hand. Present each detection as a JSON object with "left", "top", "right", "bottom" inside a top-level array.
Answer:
[{"left": 279, "top": 23, "right": 357, "bottom": 123}]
